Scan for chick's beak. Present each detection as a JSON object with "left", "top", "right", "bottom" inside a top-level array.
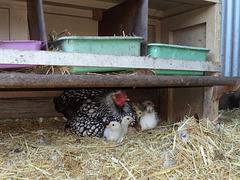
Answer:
[
  {"left": 130, "top": 118, "right": 135, "bottom": 123},
  {"left": 107, "top": 124, "right": 111, "bottom": 128}
]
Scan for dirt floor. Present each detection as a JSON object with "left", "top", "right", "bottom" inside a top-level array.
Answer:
[{"left": 0, "top": 110, "right": 239, "bottom": 179}]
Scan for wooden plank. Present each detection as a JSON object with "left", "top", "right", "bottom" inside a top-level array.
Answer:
[
  {"left": 0, "top": 49, "right": 222, "bottom": 72},
  {"left": 44, "top": 13, "right": 98, "bottom": 37},
  {"left": 9, "top": 5, "right": 29, "bottom": 40},
  {"left": 162, "top": 4, "right": 203, "bottom": 19},
  {"left": 203, "top": 87, "right": 219, "bottom": 120},
  {"left": 0, "top": 8, "right": 9, "bottom": 40},
  {"left": 167, "top": 0, "right": 213, "bottom": 5},
  {"left": 159, "top": 87, "right": 204, "bottom": 123},
  {"left": 149, "top": 0, "right": 181, "bottom": 11},
  {"left": 11, "top": 0, "right": 217, "bottom": 20},
  {"left": 173, "top": 24, "right": 206, "bottom": 47},
  {"left": 203, "top": 3, "right": 222, "bottom": 119},
  {"left": 171, "top": 87, "right": 203, "bottom": 122},
  {"left": 0, "top": 2, "right": 29, "bottom": 41},
  {"left": 15, "top": 0, "right": 219, "bottom": 9},
  {"left": 159, "top": 88, "right": 173, "bottom": 122},
  {"left": 42, "top": 0, "right": 116, "bottom": 10},
  {"left": 0, "top": 90, "right": 62, "bottom": 98},
  {"left": 0, "top": 74, "right": 236, "bottom": 89},
  {"left": 148, "top": 19, "right": 161, "bottom": 43},
  {"left": 0, "top": 97, "right": 61, "bottom": 119},
  {"left": 43, "top": 4, "right": 92, "bottom": 18}
]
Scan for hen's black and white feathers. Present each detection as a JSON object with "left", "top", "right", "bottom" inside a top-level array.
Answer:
[
  {"left": 54, "top": 89, "right": 136, "bottom": 137},
  {"left": 54, "top": 89, "right": 109, "bottom": 119}
]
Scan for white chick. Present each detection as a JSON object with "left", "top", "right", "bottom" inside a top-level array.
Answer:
[
  {"left": 118, "top": 116, "right": 135, "bottom": 143},
  {"left": 140, "top": 105, "right": 158, "bottom": 131},
  {"left": 103, "top": 121, "right": 122, "bottom": 141}
]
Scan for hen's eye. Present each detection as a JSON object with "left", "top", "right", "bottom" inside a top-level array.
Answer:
[
  {"left": 112, "top": 124, "right": 115, "bottom": 126},
  {"left": 127, "top": 118, "right": 130, "bottom": 120}
]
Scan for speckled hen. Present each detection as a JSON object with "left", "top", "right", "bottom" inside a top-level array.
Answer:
[{"left": 54, "top": 89, "right": 136, "bottom": 137}]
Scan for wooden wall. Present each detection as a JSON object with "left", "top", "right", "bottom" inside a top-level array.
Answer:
[{"left": 0, "top": 1, "right": 28, "bottom": 40}]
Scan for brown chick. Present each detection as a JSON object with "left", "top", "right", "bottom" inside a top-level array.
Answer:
[
  {"left": 132, "top": 102, "right": 142, "bottom": 112},
  {"left": 127, "top": 110, "right": 145, "bottom": 135}
]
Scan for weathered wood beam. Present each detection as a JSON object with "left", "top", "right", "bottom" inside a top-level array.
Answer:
[
  {"left": 0, "top": 49, "right": 222, "bottom": 72},
  {"left": 0, "top": 74, "right": 236, "bottom": 89},
  {"left": 0, "top": 97, "right": 60, "bottom": 119}
]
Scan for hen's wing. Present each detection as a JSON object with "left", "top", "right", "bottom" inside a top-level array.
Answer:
[
  {"left": 67, "top": 113, "right": 111, "bottom": 137},
  {"left": 54, "top": 89, "right": 109, "bottom": 118}
]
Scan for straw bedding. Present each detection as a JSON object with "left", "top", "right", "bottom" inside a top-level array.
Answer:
[{"left": 0, "top": 109, "right": 239, "bottom": 179}]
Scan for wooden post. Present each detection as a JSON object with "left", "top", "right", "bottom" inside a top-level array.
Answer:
[{"left": 27, "top": 0, "right": 47, "bottom": 50}]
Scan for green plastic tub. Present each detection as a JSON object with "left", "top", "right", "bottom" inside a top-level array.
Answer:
[
  {"left": 147, "top": 43, "right": 210, "bottom": 75},
  {"left": 48, "top": 36, "right": 144, "bottom": 74}
]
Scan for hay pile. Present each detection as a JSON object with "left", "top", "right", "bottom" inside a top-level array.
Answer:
[{"left": 0, "top": 110, "right": 239, "bottom": 179}]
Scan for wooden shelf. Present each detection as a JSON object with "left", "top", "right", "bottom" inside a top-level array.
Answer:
[{"left": 0, "top": 49, "right": 221, "bottom": 72}]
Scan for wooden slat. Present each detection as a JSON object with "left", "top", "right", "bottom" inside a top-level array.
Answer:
[
  {"left": 42, "top": 0, "right": 116, "bottom": 10},
  {"left": 0, "top": 97, "right": 61, "bottom": 119},
  {"left": 0, "top": 49, "right": 222, "bottom": 72},
  {"left": 13, "top": 0, "right": 217, "bottom": 20},
  {"left": 166, "top": 0, "right": 213, "bottom": 5},
  {"left": 0, "top": 90, "right": 62, "bottom": 98}
]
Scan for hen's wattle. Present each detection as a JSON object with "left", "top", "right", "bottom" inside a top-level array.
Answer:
[{"left": 54, "top": 89, "right": 136, "bottom": 137}]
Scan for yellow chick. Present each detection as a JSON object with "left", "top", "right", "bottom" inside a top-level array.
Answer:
[{"left": 103, "top": 121, "right": 122, "bottom": 141}]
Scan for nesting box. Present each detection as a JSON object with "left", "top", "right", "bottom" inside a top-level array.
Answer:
[
  {"left": 0, "top": 40, "right": 42, "bottom": 68},
  {"left": 48, "top": 36, "right": 143, "bottom": 74},
  {"left": 147, "top": 43, "right": 210, "bottom": 75}
]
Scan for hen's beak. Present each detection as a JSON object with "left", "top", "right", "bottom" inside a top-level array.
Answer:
[
  {"left": 107, "top": 124, "right": 111, "bottom": 128},
  {"left": 125, "top": 98, "right": 130, "bottom": 101}
]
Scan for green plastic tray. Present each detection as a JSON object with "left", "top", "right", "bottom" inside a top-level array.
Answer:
[
  {"left": 49, "top": 36, "right": 143, "bottom": 74},
  {"left": 147, "top": 43, "right": 210, "bottom": 75}
]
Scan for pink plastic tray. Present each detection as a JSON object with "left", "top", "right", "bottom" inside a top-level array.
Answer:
[{"left": 0, "top": 40, "right": 42, "bottom": 68}]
